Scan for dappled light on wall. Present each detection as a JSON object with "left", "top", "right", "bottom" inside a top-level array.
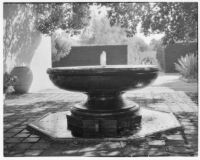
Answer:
[{"left": 3, "top": 4, "right": 41, "bottom": 72}]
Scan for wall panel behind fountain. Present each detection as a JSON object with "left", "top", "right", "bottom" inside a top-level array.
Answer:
[{"left": 52, "top": 45, "right": 128, "bottom": 67}]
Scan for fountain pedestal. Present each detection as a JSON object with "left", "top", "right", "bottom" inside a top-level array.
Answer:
[{"left": 67, "top": 97, "right": 141, "bottom": 137}]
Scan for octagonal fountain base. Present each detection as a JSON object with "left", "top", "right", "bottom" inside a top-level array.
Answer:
[{"left": 27, "top": 108, "right": 182, "bottom": 142}]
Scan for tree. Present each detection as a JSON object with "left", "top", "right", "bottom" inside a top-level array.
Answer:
[
  {"left": 98, "top": 2, "right": 197, "bottom": 44},
  {"left": 102, "top": 3, "right": 151, "bottom": 37},
  {"left": 80, "top": 15, "right": 128, "bottom": 45},
  {"left": 33, "top": 3, "right": 91, "bottom": 35},
  {"left": 35, "top": 2, "right": 150, "bottom": 37},
  {"left": 149, "top": 39, "right": 162, "bottom": 51},
  {"left": 141, "top": 2, "right": 198, "bottom": 44}
]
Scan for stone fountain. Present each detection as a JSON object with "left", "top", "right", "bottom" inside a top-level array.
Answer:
[{"left": 28, "top": 48, "right": 181, "bottom": 141}]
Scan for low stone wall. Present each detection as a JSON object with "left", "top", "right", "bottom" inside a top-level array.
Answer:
[{"left": 52, "top": 45, "right": 127, "bottom": 67}]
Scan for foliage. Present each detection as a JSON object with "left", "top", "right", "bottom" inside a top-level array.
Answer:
[
  {"left": 128, "top": 50, "right": 157, "bottom": 65},
  {"left": 37, "top": 2, "right": 196, "bottom": 44},
  {"left": 141, "top": 56, "right": 157, "bottom": 65},
  {"left": 131, "top": 37, "right": 149, "bottom": 52},
  {"left": 28, "top": 2, "right": 198, "bottom": 44},
  {"left": 102, "top": 3, "right": 151, "bottom": 37},
  {"left": 3, "top": 72, "right": 16, "bottom": 94},
  {"left": 80, "top": 16, "right": 127, "bottom": 45},
  {"left": 141, "top": 2, "right": 198, "bottom": 44},
  {"left": 33, "top": 3, "right": 91, "bottom": 35},
  {"left": 175, "top": 53, "right": 198, "bottom": 79},
  {"left": 149, "top": 39, "right": 163, "bottom": 51},
  {"left": 80, "top": 13, "right": 157, "bottom": 65},
  {"left": 51, "top": 32, "right": 72, "bottom": 62},
  {"left": 98, "top": 2, "right": 198, "bottom": 44},
  {"left": 33, "top": 2, "right": 149, "bottom": 37}
]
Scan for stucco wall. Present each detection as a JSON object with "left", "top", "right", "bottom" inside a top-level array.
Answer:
[
  {"left": 156, "top": 42, "right": 198, "bottom": 73},
  {"left": 3, "top": 3, "right": 41, "bottom": 72},
  {"left": 29, "top": 35, "right": 54, "bottom": 92}
]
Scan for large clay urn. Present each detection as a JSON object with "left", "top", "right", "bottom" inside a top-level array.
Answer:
[{"left": 11, "top": 66, "right": 33, "bottom": 94}]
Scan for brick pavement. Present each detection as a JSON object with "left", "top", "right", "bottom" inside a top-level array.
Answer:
[{"left": 4, "top": 87, "right": 198, "bottom": 157}]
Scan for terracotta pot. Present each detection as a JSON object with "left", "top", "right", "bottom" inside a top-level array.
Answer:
[{"left": 11, "top": 66, "right": 33, "bottom": 94}]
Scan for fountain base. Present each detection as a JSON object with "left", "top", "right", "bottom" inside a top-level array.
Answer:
[
  {"left": 67, "top": 111, "right": 141, "bottom": 138},
  {"left": 27, "top": 108, "right": 182, "bottom": 141},
  {"left": 67, "top": 99, "right": 141, "bottom": 137}
]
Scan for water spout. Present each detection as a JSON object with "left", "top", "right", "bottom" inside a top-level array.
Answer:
[{"left": 100, "top": 51, "right": 106, "bottom": 66}]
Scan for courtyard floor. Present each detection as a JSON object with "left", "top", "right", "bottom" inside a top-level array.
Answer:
[{"left": 3, "top": 73, "right": 198, "bottom": 157}]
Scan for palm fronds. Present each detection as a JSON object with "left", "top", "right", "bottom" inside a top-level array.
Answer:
[{"left": 175, "top": 53, "right": 198, "bottom": 79}]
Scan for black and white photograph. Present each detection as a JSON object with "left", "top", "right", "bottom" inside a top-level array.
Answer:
[{"left": 2, "top": 0, "right": 198, "bottom": 157}]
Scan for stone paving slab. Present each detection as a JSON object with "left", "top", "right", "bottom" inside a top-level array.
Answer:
[
  {"left": 4, "top": 87, "right": 198, "bottom": 157},
  {"left": 27, "top": 108, "right": 182, "bottom": 142}
]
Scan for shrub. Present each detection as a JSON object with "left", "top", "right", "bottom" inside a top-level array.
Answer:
[
  {"left": 51, "top": 32, "right": 72, "bottom": 62},
  {"left": 141, "top": 57, "right": 157, "bottom": 65},
  {"left": 175, "top": 53, "right": 198, "bottom": 80},
  {"left": 3, "top": 72, "right": 16, "bottom": 94}
]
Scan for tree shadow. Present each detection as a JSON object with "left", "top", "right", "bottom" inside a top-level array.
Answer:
[
  {"left": 4, "top": 100, "right": 78, "bottom": 121},
  {"left": 40, "top": 141, "right": 123, "bottom": 157},
  {"left": 4, "top": 4, "right": 41, "bottom": 71}
]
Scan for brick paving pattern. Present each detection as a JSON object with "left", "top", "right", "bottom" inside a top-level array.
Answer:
[{"left": 4, "top": 87, "right": 198, "bottom": 157}]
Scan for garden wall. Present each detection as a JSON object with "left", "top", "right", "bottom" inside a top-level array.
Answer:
[
  {"left": 3, "top": 3, "right": 42, "bottom": 72},
  {"left": 52, "top": 45, "right": 127, "bottom": 67},
  {"left": 156, "top": 42, "right": 198, "bottom": 73},
  {"left": 29, "top": 35, "right": 53, "bottom": 92}
]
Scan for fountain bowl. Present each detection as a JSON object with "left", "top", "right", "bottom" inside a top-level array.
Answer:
[{"left": 47, "top": 65, "right": 158, "bottom": 96}]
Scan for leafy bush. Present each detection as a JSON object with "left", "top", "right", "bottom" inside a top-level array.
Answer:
[
  {"left": 51, "top": 32, "right": 72, "bottom": 62},
  {"left": 175, "top": 53, "right": 198, "bottom": 79},
  {"left": 3, "top": 72, "right": 16, "bottom": 94},
  {"left": 141, "top": 57, "right": 157, "bottom": 65}
]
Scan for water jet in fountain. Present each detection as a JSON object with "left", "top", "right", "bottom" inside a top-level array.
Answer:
[{"left": 100, "top": 51, "right": 107, "bottom": 66}]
